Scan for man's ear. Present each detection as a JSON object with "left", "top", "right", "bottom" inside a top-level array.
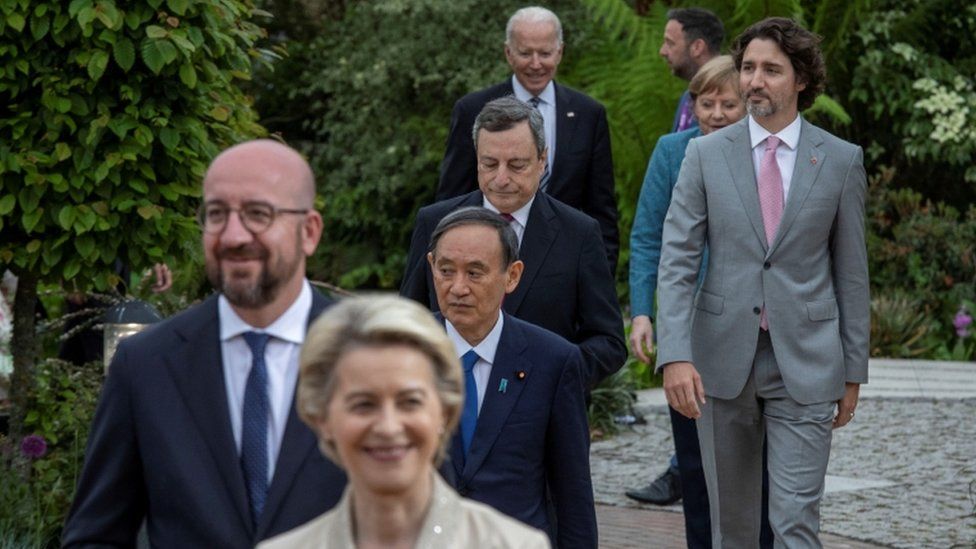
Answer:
[
  {"left": 505, "top": 260, "right": 524, "bottom": 294},
  {"left": 689, "top": 38, "right": 706, "bottom": 59}
]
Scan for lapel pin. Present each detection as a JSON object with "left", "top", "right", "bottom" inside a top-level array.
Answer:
[
  {"left": 811, "top": 156, "right": 817, "bottom": 165},
  {"left": 516, "top": 370, "right": 526, "bottom": 380},
  {"left": 498, "top": 379, "right": 508, "bottom": 393},
  {"left": 567, "top": 112, "right": 575, "bottom": 118}
]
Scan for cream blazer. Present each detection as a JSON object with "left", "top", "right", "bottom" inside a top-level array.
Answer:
[{"left": 258, "top": 473, "right": 550, "bottom": 548}]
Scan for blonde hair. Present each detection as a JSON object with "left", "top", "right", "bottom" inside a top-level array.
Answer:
[
  {"left": 297, "top": 294, "right": 462, "bottom": 466},
  {"left": 688, "top": 55, "right": 739, "bottom": 101}
]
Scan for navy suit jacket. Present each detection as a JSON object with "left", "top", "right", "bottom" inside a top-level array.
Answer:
[
  {"left": 436, "top": 79, "right": 619, "bottom": 275},
  {"left": 63, "top": 291, "right": 347, "bottom": 548},
  {"left": 443, "top": 313, "right": 597, "bottom": 548},
  {"left": 400, "top": 190, "right": 626, "bottom": 389}
]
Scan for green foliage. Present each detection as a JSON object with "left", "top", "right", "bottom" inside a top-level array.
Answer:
[
  {"left": 866, "top": 167, "right": 976, "bottom": 357},
  {"left": 0, "top": 358, "right": 102, "bottom": 546},
  {"left": 869, "top": 291, "right": 940, "bottom": 358},
  {"left": 588, "top": 366, "right": 637, "bottom": 439},
  {"left": 0, "top": 0, "right": 266, "bottom": 291},
  {"left": 252, "top": 0, "right": 590, "bottom": 289},
  {"left": 839, "top": 0, "right": 976, "bottom": 202}
]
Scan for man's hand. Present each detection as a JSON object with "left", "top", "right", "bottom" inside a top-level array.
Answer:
[
  {"left": 663, "top": 361, "right": 705, "bottom": 419},
  {"left": 832, "top": 382, "right": 860, "bottom": 429},
  {"left": 629, "top": 315, "right": 655, "bottom": 363}
]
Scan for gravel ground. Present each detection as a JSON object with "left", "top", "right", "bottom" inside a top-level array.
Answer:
[{"left": 590, "top": 395, "right": 976, "bottom": 548}]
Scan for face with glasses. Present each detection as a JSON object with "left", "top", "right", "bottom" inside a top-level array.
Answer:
[{"left": 201, "top": 141, "right": 321, "bottom": 321}]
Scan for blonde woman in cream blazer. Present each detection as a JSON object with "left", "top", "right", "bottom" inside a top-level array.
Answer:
[{"left": 259, "top": 295, "right": 548, "bottom": 549}]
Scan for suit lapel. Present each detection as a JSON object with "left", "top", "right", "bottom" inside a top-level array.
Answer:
[
  {"left": 723, "top": 120, "right": 769, "bottom": 250},
  {"left": 461, "top": 315, "right": 531, "bottom": 481},
  {"left": 768, "top": 119, "right": 825, "bottom": 257},
  {"left": 257, "top": 291, "right": 333, "bottom": 537},
  {"left": 504, "top": 194, "right": 557, "bottom": 313},
  {"left": 168, "top": 296, "right": 253, "bottom": 536},
  {"left": 549, "top": 82, "right": 577, "bottom": 195}
]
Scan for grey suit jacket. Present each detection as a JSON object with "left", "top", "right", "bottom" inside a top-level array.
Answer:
[{"left": 655, "top": 117, "right": 869, "bottom": 405}]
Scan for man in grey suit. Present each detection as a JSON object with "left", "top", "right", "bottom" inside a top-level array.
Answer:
[{"left": 655, "top": 18, "right": 869, "bottom": 547}]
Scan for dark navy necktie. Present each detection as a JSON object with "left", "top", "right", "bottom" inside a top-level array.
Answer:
[
  {"left": 459, "top": 350, "right": 480, "bottom": 457},
  {"left": 527, "top": 96, "right": 552, "bottom": 191},
  {"left": 241, "top": 331, "right": 271, "bottom": 526}
]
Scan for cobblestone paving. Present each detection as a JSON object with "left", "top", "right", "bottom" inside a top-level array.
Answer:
[{"left": 590, "top": 396, "right": 976, "bottom": 548}]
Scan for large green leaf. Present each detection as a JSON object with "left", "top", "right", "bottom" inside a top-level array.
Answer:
[
  {"left": 114, "top": 37, "right": 136, "bottom": 71},
  {"left": 87, "top": 49, "right": 110, "bottom": 81}
]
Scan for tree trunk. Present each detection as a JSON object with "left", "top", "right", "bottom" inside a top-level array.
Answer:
[{"left": 8, "top": 267, "right": 39, "bottom": 445}]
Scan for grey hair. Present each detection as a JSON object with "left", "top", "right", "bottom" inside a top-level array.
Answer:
[
  {"left": 505, "top": 6, "right": 563, "bottom": 46},
  {"left": 428, "top": 207, "right": 520, "bottom": 268},
  {"left": 471, "top": 96, "right": 546, "bottom": 157}
]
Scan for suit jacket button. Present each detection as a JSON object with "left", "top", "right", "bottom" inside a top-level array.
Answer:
[
  {"left": 753, "top": 306, "right": 761, "bottom": 314},
  {"left": 763, "top": 261, "right": 771, "bottom": 270}
]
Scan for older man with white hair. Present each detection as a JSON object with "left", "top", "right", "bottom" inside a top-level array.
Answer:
[{"left": 436, "top": 6, "right": 619, "bottom": 276}]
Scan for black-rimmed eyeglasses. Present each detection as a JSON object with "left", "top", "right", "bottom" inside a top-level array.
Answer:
[{"left": 197, "top": 201, "right": 308, "bottom": 234}]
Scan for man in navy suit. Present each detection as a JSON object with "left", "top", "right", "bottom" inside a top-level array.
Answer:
[
  {"left": 63, "top": 140, "right": 346, "bottom": 547},
  {"left": 427, "top": 206, "right": 596, "bottom": 548},
  {"left": 403, "top": 96, "right": 625, "bottom": 390},
  {"left": 436, "top": 6, "right": 619, "bottom": 275}
]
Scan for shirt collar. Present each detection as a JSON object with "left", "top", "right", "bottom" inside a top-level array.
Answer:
[
  {"left": 482, "top": 194, "right": 534, "bottom": 229},
  {"left": 748, "top": 114, "right": 802, "bottom": 151},
  {"left": 445, "top": 313, "right": 505, "bottom": 364},
  {"left": 511, "top": 75, "right": 556, "bottom": 106},
  {"left": 218, "top": 280, "right": 312, "bottom": 344}
]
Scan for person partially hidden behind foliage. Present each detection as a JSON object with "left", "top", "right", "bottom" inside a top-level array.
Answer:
[
  {"left": 63, "top": 140, "right": 347, "bottom": 547},
  {"left": 435, "top": 5, "right": 620, "bottom": 276}
]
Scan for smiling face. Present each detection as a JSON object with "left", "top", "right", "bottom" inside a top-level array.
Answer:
[
  {"left": 476, "top": 121, "right": 546, "bottom": 214},
  {"left": 739, "top": 38, "right": 805, "bottom": 131},
  {"left": 428, "top": 224, "right": 523, "bottom": 345},
  {"left": 504, "top": 19, "right": 563, "bottom": 96},
  {"left": 314, "top": 344, "right": 445, "bottom": 497},
  {"left": 693, "top": 82, "right": 746, "bottom": 135},
  {"left": 202, "top": 141, "right": 321, "bottom": 325}
]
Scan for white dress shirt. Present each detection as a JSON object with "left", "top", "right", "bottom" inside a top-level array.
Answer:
[
  {"left": 749, "top": 114, "right": 802, "bottom": 201},
  {"left": 512, "top": 76, "right": 556, "bottom": 174},
  {"left": 445, "top": 314, "right": 505, "bottom": 414},
  {"left": 483, "top": 195, "right": 534, "bottom": 247},
  {"left": 218, "top": 280, "right": 312, "bottom": 482}
]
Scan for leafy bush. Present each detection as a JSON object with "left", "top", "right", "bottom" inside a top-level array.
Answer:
[
  {"left": 866, "top": 167, "right": 976, "bottom": 357},
  {"left": 0, "top": 358, "right": 102, "bottom": 546}
]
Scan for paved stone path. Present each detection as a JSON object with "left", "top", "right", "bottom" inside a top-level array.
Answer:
[{"left": 591, "top": 359, "right": 976, "bottom": 548}]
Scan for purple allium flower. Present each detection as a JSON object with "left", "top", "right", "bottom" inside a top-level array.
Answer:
[
  {"left": 20, "top": 434, "right": 47, "bottom": 459},
  {"left": 954, "top": 307, "right": 973, "bottom": 338}
]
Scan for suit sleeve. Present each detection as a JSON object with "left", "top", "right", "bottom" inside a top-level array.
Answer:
[
  {"left": 582, "top": 105, "right": 620, "bottom": 277},
  {"left": 655, "top": 139, "right": 708, "bottom": 372},
  {"left": 399, "top": 210, "right": 435, "bottom": 308},
  {"left": 546, "top": 347, "right": 597, "bottom": 548},
  {"left": 436, "top": 98, "right": 479, "bottom": 201},
  {"left": 829, "top": 146, "right": 870, "bottom": 383},
  {"left": 576, "top": 216, "right": 627, "bottom": 388},
  {"left": 629, "top": 137, "right": 676, "bottom": 319},
  {"left": 62, "top": 343, "right": 147, "bottom": 547}
]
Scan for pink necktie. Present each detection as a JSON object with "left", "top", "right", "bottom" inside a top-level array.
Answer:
[{"left": 758, "top": 135, "right": 783, "bottom": 331}]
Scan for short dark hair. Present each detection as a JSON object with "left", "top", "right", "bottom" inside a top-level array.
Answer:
[
  {"left": 429, "top": 207, "right": 520, "bottom": 268},
  {"left": 471, "top": 96, "right": 546, "bottom": 158},
  {"left": 667, "top": 8, "right": 724, "bottom": 55},
  {"left": 730, "top": 17, "right": 826, "bottom": 111}
]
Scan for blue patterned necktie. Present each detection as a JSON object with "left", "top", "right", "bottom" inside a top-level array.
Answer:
[
  {"left": 527, "top": 96, "right": 552, "bottom": 191},
  {"left": 459, "top": 350, "right": 480, "bottom": 457},
  {"left": 241, "top": 331, "right": 271, "bottom": 526}
]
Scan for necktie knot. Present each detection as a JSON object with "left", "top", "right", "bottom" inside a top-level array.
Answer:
[
  {"left": 528, "top": 96, "right": 541, "bottom": 109},
  {"left": 499, "top": 212, "right": 515, "bottom": 223},
  {"left": 242, "top": 331, "right": 271, "bottom": 356},
  {"left": 765, "top": 135, "right": 781, "bottom": 153},
  {"left": 461, "top": 349, "right": 479, "bottom": 373}
]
